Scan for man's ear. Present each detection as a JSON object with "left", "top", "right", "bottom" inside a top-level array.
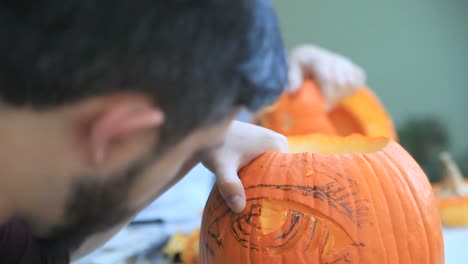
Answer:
[{"left": 87, "top": 102, "right": 164, "bottom": 166}]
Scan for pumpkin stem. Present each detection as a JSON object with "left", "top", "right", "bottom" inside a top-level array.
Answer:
[{"left": 438, "top": 151, "right": 468, "bottom": 197}]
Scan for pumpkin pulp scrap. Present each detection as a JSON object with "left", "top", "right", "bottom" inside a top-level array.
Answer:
[
  {"left": 437, "top": 152, "right": 468, "bottom": 197},
  {"left": 435, "top": 152, "right": 468, "bottom": 227}
]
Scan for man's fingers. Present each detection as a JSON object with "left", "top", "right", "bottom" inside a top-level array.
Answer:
[
  {"left": 268, "top": 131, "right": 289, "bottom": 153},
  {"left": 216, "top": 169, "right": 246, "bottom": 213},
  {"left": 203, "top": 122, "right": 290, "bottom": 213}
]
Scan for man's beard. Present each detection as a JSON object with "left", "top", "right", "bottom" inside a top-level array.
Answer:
[{"left": 34, "top": 153, "right": 155, "bottom": 259}]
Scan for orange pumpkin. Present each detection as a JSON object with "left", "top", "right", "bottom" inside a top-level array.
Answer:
[
  {"left": 253, "top": 79, "right": 338, "bottom": 135},
  {"left": 200, "top": 134, "right": 443, "bottom": 264},
  {"left": 254, "top": 80, "right": 397, "bottom": 140}
]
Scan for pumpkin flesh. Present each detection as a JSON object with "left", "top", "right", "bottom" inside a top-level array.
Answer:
[
  {"left": 328, "top": 87, "right": 397, "bottom": 140},
  {"left": 287, "top": 133, "right": 388, "bottom": 154}
]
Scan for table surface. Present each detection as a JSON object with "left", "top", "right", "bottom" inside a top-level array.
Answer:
[{"left": 74, "top": 224, "right": 468, "bottom": 264}]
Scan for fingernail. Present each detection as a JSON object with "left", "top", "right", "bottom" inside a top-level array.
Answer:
[{"left": 228, "top": 195, "right": 246, "bottom": 213}]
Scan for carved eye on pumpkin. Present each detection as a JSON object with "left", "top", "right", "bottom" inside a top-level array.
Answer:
[
  {"left": 200, "top": 135, "right": 444, "bottom": 264},
  {"left": 229, "top": 198, "right": 362, "bottom": 260},
  {"left": 204, "top": 161, "right": 367, "bottom": 263}
]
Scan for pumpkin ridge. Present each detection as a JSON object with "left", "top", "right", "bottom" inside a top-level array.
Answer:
[
  {"left": 377, "top": 152, "right": 413, "bottom": 263},
  {"left": 360, "top": 153, "right": 400, "bottom": 263},
  {"left": 384, "top": 153, "right": 428, "bottom": 261},
  {"left": 372, "top": 152, "right": 414, "bottom": 262},
  {"left": 380, "top": 151, "right": 421, "bottom": 262},
  {"left": 331, "top": 156, "right": 366, "bottom": 262},
  {"left": 403, "top": 150, "right": 443, "bottom": 261},
  {"left": 203, "top": 201, "right": 231, "bottom": 257},
  {"left": 382, "top": 149, "right": 433, "bottom": 263},
  {"left": 342, "top": 153, "right": 387, "bottom": 263}
]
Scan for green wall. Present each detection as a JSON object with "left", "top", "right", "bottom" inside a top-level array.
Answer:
[{"left": 272, "top": 0, "right": 468, "bottom": 155}]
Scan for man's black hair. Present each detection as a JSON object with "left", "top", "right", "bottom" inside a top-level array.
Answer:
[{"left": 0, "top": 0, "right": 288, "bottom": 146}]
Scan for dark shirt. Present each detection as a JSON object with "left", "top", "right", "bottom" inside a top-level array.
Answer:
[{"left": 0, "top": 219, "right": 69, "bottom": 264}]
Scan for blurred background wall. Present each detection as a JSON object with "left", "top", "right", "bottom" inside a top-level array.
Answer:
[{"left": 271, "top": 0, "right": 468, "bottom": 180}]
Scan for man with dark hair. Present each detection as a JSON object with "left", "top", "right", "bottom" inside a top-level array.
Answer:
[{"left": 0, "top": 0, "right": 365, "bottom": 263}]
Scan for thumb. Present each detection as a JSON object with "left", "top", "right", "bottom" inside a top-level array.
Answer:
[{"left": 215, "top": 164, "right": 246, "bottom": 213}]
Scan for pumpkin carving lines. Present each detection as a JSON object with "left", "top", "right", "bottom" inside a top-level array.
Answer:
[
  {"left": 230, "top": 205, "right": 306, "bottom": 252},
  {"left": 243, "top": 180, "right": 370, "bottom": 227},
  {"left": 204, "top": 182, "right": 367, "bottom": 259}
]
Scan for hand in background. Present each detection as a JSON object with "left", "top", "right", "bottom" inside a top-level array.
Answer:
[{"left": 288, "top": 45, "right": 366, "bottom": 110}]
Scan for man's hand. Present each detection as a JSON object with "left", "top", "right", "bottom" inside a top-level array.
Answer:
[
  {"left": 201, "top": 121, "right": 288, "bottom": 213},
  {"left": 288, "top": 45, "right": 366, "bottom": 110}
]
